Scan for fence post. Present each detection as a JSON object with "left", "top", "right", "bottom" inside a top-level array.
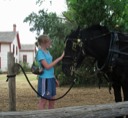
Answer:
[{"left": 7, "top": 52, "right": 16, "bottom": 111}]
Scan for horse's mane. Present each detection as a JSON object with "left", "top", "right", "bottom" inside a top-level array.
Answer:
[
  {"left": 86, "top": 24, "right": 109, "bottom": 33},
  {"left": 65, "top": 25, "right": 109, "bottom": 43}
]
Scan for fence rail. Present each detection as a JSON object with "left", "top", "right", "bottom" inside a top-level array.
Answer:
[{"left": 1, "top": 101, "right": 128, "bottom": 118}]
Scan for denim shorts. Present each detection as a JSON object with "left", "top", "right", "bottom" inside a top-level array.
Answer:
[{"left": 37, "top": 77, "right": 56, "bottom": 99}]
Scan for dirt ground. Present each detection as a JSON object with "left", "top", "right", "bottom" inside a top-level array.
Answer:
[{"left": 0, "top": 74, "right": 115, "bottom": 111}]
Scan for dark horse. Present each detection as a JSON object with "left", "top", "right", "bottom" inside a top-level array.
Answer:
[{"left": 62, "top": 25, "right": 128, "bottom": 117}]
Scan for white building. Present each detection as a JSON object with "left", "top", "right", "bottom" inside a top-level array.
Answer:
[
  {"left": 20, "top": 44, "right": 36, "bottom": 67},
  {"left": 0, "top": 24, "right": 36, "bottom": 72}
]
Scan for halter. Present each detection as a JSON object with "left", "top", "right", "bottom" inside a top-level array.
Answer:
[
  {"left": 64, "top": 29, "right": 128, "bottom": 76},
  {"left": 70, "top": 31, "right": 117, "bottom": 73},
  {"left": 71, "top": 38, "right": 86, "bottom": 75},
  {"left": 95, "top": 32, "right": 113, "bottom": 71},
  {"left": 63, "top": 37, "right": 86, "bottom": 76},
  {"left": 95, "top": 32, "right": 122, "bottom": 71}
]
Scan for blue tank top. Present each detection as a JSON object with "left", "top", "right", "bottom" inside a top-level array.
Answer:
[{"left": 37, "top": 49, "right": 54, "bottom": 79}]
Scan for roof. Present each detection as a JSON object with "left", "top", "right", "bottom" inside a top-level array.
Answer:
[
  {"left": 0, "top": 32, "right": 16, "bottom": 43},
  {"left": 20, "top": 44, "right": 36, "bottom": 51},
  {"left": 0, "top": 31, "right": 21, "bottom": 49}
]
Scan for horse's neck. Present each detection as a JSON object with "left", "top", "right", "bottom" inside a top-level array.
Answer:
[{"left": 84, "top": 34, "right": 111, "bottom": 62}]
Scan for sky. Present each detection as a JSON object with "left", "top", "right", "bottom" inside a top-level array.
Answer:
[{"left": 0, "top": 0, "right": 67, "bottom": 44}]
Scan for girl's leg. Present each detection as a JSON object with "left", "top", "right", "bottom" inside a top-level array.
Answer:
[
  {"left": 38, "top": 98, "right": 47, "bottom": 110},
  {"left": 48, "top": 96, "right": 55, "bottom": 109},
  {"left": 48, "top": 78, "right": 56, "bottom": 109}
]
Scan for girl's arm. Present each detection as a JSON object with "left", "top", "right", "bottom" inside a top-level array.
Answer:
[{"left": 41, "top": 52, "right": 64, "bottom": 69}]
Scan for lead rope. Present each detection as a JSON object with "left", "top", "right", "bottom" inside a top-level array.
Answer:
[{"left": 6, "top": 63, "right": 77, "bottom": 101}]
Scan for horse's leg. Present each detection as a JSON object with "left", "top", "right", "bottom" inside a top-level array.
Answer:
[
  {"left": 121, "top": 68, "right": 128, "bottom": 101},
  {"left": 108, "top": 72, "right": 122, "bottom": 102},
  {"left": 122, "top": 79, "right": 128, "bottom": 101},
  {"left": 112, "top": 83, "right": 123, "bottom": 118},
  {"left": 122, "top": 83, "right": 128, "bottom": 118},
  {"left": 111, "top": 74, "right": 124, "bottom": 118},
  {"left": 112, "top": 79, "right": 122, "bottom": 102},
  {"left": 121, "top": 74, "right": 128, "bottom": 118}
]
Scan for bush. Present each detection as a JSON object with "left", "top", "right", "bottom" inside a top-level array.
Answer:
[{"left": 19, "top": 62, "right": 31, "bottom": 72}]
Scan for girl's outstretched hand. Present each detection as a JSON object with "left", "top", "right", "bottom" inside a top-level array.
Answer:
[{"left": 60, "top": 51, "right": 65, "bottom": 60}]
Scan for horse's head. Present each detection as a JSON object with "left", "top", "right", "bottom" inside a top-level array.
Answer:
[
  {"left": 62, "top": 27, "right": 86, "bottom": 76},
  {"left": 62, "top": 25, "right": 110, "bottom": 76}
]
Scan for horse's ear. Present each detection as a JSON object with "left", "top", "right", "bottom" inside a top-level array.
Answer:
[
  {"left": 77, "top": 26, "right": 81, "bottom": 31},
  {"left": 75, "top": 26, "right": 81, "bottom": 35},
  {"left": 76, "top": 26, "right": 81, "bottom": 38},
  {"left": 71, "top": 29, "right": 74, "bottom": 33}
]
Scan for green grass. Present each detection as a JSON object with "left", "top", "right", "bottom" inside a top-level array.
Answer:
[
  {"left": 0, "top": 74, "right": 7, "bottom": 80},
  {"left": 16, "top": 73, "right": 37, "bottom": 81}
]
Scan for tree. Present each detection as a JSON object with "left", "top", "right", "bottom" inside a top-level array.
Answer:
[
  {"left": 24, "top": 10, "right": 72, "bottom": 39},
  {"left": 64, "top": 0, "right": 128, "bottom": 31},
  {"left": 34, "top": 0, "right": 128, "bottom": 31},
  {"left": 23, "top": 6, "right": 75, "bottom": 85}
]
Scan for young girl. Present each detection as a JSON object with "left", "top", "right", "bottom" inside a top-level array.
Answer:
[{"left": 37, "top": 34, "right": 64, "bottom": 109}]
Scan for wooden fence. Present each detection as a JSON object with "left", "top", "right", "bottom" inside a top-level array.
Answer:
[
  {"left": 0, "top": 101, "right": 128, "bottom": 118},
  {"left": 7, "top": 52, "right": 16, "bottom": 111}
]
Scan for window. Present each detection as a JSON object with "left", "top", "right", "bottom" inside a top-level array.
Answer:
[
  {"left": 23, "top": 55, "right": 27, "bottom": 63},
  {"left": 16, "top": 59, "right": 17, "bottom": 63},
  {"left": 0, "top": 57, "right": 1, "bottom": 68},
  {"left": 16, "top": 46, "right": 18, "bottom": 55},
  {"left": 13, "top": 44, "right": 15, "bottom": 54},
  {"left": 0, "top": 43, "right": 1, "bottom": 52}
]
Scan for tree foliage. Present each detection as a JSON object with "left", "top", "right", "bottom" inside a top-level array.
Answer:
[
  {"left": 64, "top": 0, "right": 128, "bottom": 31},
  {"left": 24, "top": 10, "right": 73, "bottom": 39}
]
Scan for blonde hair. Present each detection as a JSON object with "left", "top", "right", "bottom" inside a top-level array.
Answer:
[{"left": 37, "top": 34, "right": 50, "bottom": 46}]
